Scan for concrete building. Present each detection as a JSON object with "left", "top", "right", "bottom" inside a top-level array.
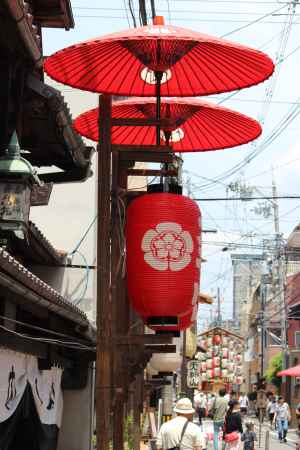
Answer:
[{"left": 231, "top": 253, "right": 263, "bottom": 331}]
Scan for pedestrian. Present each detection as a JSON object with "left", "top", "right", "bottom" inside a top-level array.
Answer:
[
  {"left": 210, "top": 388, "right": 228, "bottom": 450},
  {"left": 296, "top": 400, "right": 300, "bottom": 437},
  {"left": 223, "top": 400, "right": 243, "bottom": 450},
  {"left": 273, "top": 396, "right": 291, "bottom": 443},
  {"left": 241, "top": 422, "right": 257, "bottom": 450},
  {"left": 224, "top": 392, "right": 231, "bottom": 403},
  {"left": 267, "top": 396, "right": 277, "bottom": 429},
  {"left": 239, "top": 393, "right": 249, "bottom": 417},
  {"left": 194, "top": 391, "right": 207, "bottom": 429},
  {"left": 156, "top": 397, "right": 206, "bottom": 450}
]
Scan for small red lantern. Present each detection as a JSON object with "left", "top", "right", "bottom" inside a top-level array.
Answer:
[
  {"left": 213, "top": 334, "right": 221, "bottom": 345},
  {"left": 126, "top": 193, "right": 201, "bottom": 324}
]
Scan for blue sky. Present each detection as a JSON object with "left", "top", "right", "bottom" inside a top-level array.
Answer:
[{"left": 31, "top": 0, "right": 300, "bottom": 327}]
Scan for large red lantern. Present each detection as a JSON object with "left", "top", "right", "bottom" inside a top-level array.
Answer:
[{"left": 126, "top": 193, "right": 201, "bottom": 324}]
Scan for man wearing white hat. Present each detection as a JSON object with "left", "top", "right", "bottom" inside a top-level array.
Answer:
[{"left": 156, "top": 398, "right": 206, "bottom": 450}]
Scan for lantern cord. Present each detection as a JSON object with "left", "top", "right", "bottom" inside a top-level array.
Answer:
[
  {"left": 116, "top": 195, "right": 127, "bottom": 278},
  {"left": 70, "top": 215, "right": 97, "bottom": 255}
]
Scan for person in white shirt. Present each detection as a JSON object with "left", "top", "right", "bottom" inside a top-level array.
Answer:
[
  {"left": 239, "top": 393, "right": 249, "bottom": 417},
  {"left": 267, "top": 396, "right": 277, "bottom": 429},
  {"left": 156, "top": 398, "right": 206, "bottom": 450},
  {"left": 273, "top": 396, "right": 291, "bottom": 443},
  {"left": 194, "top": 392, "right": 207, "bottom": 429}
]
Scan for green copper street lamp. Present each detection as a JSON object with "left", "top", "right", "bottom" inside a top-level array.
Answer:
[{"left": 0, "top": 131, "right": 41, "bottom": 239}]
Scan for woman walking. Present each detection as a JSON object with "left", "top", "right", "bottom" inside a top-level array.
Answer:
[
  {"left": 273, "top": 396, "right": 291, "bottom": 443},
  {"left": 223, "top": 400, "right": 243, "bottom": 450}
]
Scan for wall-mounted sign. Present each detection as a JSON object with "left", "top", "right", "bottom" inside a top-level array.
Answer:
[{"left": 187, "top": 360, "right": 201, "bottom": 388}]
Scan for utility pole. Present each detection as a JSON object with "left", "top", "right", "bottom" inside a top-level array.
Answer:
[
  {"left": 217, "top": 287, "right": 221, "bottom": 326},
  {"left": 271, "top": 173, "right": 288, "bottom": 385},
  {"left": 259, "top": 276, "right": 266, "bottom": 379}
]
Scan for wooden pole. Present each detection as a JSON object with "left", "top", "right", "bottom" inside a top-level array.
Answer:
[
  {"left": 181, "top": 330, "right": 187, "bottom": 395},
  {"left": 111, "top": 152, "right": 127, "bottom": 450},
  {"left": 96, "top": 94, "right": 112, "bottom": 450}
]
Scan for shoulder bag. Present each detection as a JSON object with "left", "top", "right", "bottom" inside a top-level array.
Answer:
[
  {"left": 167, "top": 419, "right": 189, "bottom": 450},
  {"left": 223, "top": 414, "right": 239, "bottom": 443}
]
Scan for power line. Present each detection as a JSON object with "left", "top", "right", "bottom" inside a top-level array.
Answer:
[
  {"left": 72, "top": 6, "right": 299, "bottom": 15},
  {"left": 73, "top": 15, "right": 300, "bottom": 24},
  {"left": 195, "top": 196, "right": 300, "bottom": 201},
  {"left": 221, "top": 3, "right": 288, "bottom": 37}
]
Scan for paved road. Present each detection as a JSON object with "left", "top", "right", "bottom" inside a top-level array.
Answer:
[{"left": 198, "top": 419, "right": 299, "bottom": 449}]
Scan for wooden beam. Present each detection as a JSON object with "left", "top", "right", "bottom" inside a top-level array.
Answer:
[
  {"left": 127, "top": 169, "right": 177, "bottom": 177},
  {"left": 145, "top": 379, "right": 172, "bottom": 386},
  {"left": 96, "top": 95, "right": 112, "bottom": 450},
  {"left": 112, "top": 118, "right": 177, "bottom": 128},
  {"left": 119, "top": 151, "right": 174, "bottom": 164},
  {"left": 112, "top": 144, "right": 172, "bottom": 153},
  {"left": 115, "top": 335, "right": 173, "bottom": 345},
  {"left": 144, "top": 344, "right": 176, "bottom": 353}
]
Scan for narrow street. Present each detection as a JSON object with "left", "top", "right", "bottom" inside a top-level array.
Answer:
[{"left": 197, "top": 419, "right": 299, "bottom": 449}]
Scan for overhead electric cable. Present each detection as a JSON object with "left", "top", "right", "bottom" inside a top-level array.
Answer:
[
  {"left": 220, "top": 3, "right": 288, "bottom": 37},
  {"left": 128, "top": 0, "right": 137, "bottom": 26}
]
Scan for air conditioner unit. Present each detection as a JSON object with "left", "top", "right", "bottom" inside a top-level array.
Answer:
[{"left": 295, "top": 377, "right": 300, "bottom": 386}]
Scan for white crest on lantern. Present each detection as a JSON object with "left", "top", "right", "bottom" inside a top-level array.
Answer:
[
  {"left": 142, "top": 222, "right": 193, "bottom": 271},
  {"left": 160, "top": 128, "right": 184, "bottom": 143},
  {"left": 140, "top": 68, "right": 172, "bottom": 85}
]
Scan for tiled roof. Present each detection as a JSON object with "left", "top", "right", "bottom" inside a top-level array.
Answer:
[
  {"left": 0, "top": 246, "right": 89, "bottom": 327},
  {"left": 4, "top": 0, "right": 42, "bottom": 67},
  {"left": 28, "top": 221, "right": 65, "bottom": 265}
]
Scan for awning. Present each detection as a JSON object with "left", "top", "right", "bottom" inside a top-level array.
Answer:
[{"left": 277, "top": 364, "right": 300, "bottom": 377}]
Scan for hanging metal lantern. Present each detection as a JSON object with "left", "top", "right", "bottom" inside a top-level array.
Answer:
[
  {"left": 126, "top": 192, "right": 201, "bottom": 325},
  {"left": 0, "top": 132, "right": 41, "bottom": 239}
]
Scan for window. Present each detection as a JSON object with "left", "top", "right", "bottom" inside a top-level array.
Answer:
[{"left": 295, "top": 331, "right": 300, "bottom": 348}]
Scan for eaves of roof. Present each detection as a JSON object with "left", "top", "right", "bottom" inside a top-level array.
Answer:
[
  {"left": 4, "top": 0, "right": 42, "bottom": 67},
  {"left": 32, "top": 0, "right": 74, "bottom": 30},
  {"left": 0, "top": 247, "right": 96, "bottom": 342},
  {"left": 28, "top": 221, "right": 65, "bottom": 265},
  {"left": 23, "top": 75, "right": 95, "bottom": 182}
]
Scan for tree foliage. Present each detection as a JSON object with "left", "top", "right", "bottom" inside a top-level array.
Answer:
[{"left": 265, "top": 352, "right": 283, "bottom": 389}]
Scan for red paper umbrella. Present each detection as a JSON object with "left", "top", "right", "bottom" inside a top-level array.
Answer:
[
  {"left": 73, "top": 97, "right": 262, "bottom": 152},
  {"left": 277, "top": 364, "right": 300, "bottom": 377},
  {"left": 44, "top": 20, "right": 274, "bottom": 97},
  {"left": 126, "top": 193, "right": 201, "bottom": 321}
]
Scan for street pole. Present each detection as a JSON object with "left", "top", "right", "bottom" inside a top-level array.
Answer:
[
  {"left": 181, "top": 330, "right": 187, "bottom": 395},
  {"left": 259, "top": 275, "right": 266, "bottom": 379},
  {"left": 96, "top": 95, "right": 112, "bottom": 450},
  {"left": 271, "top": 174, "right": 288, "bottom": 387},
  {"left": 217, "top": 287, "right": 221, "bottom": 326}
]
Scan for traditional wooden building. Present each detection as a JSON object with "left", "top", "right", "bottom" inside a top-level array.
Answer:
[{"left": 0, "top": 2, "right": 96, "bottom": 450}]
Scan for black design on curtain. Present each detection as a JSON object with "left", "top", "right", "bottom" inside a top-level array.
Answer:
[
  {"left": 0, "top": 383, "right": 59, "bottom": 450},
  {"left": 5, "top": 366, "right": 16, "bottom": 410}
]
